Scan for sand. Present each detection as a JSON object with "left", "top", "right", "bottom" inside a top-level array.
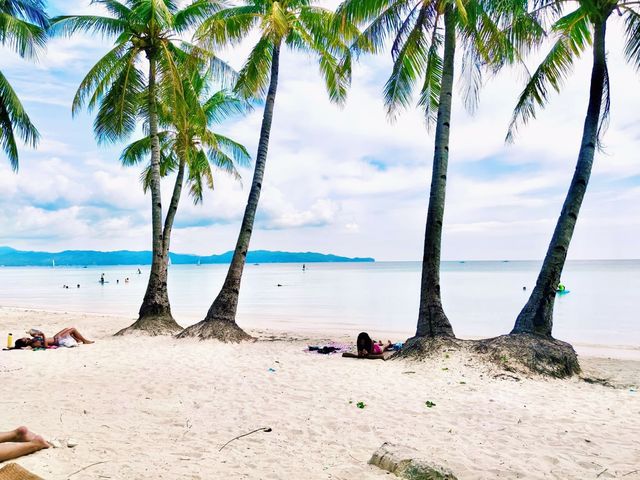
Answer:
[{"left": 1, "top": 306, "right": 639, "bottom": 479}]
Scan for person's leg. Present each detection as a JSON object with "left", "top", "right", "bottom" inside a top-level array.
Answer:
[
  {"left": 66, "top": 328, "right": 93, "bottom": 344},
  {"left": 0, "top": 436, "right": 49, "bottom": 462},
  {"left": 0, "top": 426, "right": 34, "bottom": 444},
  {"left": 53, "top": 328, "right": 73, "bottom": 339}
]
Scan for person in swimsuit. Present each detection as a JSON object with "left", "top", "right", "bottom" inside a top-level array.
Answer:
[
  {"left": 0, "top": 426, "right": 50, "bottom": 462},
  {"left": 356, "top": 332, "right": 393, "bottom": 357},
  {"left": 14, "top": 328, "right": 94, "bottom": 349}
]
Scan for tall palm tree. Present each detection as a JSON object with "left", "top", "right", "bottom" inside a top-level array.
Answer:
[
  {"left": 121, "top": 70, "right": 252, "bottom": 273},
  {"left": 0, "top": 0, "right": 48, "bottom": 169},
  {"left": 337, "top": 0, "right": 527, "bottom": 340},
  {"left": 177, "top": 0, "right": 357, "bottom": 341},
  {"left": 51, "top": 0, "right": 226, "bottom": 335},
  {"left": 509, "top": 0, "right": 637, "bottom": 337}
]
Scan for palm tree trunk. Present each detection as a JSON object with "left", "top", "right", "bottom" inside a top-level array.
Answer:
[
  {"left": 414, "top": 6, "right": 456, "bottom": 339},
  {"left": 177, "top": 42, "right": 281, "bottom": 341},
  {"left": 162, "top": 158, "right": 186, "bottom": 259},
  {"left": 511, "top": 18, "right": 609, "bottom": 337},
  {"left": 116, "top": 52, "right": 182, "bottom": 336}
]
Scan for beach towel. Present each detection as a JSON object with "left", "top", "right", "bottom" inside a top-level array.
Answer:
[
  {"left": 342, "top": 351, "right": 395, "bottom": 361},
  {"left": 0, "top": 463, "right": 44, "bottom": 480}
]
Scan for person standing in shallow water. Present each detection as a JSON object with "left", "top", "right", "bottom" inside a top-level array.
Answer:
[{"left": 302, "top": 264, "right": 306, "bottom": 272}]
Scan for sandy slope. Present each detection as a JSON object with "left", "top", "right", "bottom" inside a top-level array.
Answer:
[{"left": 1, "top": 307, "right": 639, "bottom": 479}]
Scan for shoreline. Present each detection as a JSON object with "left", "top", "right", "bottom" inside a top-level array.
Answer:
[{"left": 2, "top": 305, "right": 639, "bottom": 361}]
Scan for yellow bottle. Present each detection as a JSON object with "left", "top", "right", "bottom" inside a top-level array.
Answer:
[{"left": 7, "top": 333, "right": 13, "bottom": 349}]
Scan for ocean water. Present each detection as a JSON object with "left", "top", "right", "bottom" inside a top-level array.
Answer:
[{"left": 0, "top": 260, "right": 638, "bottom": 346}]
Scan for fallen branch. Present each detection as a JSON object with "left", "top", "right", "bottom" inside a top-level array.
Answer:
[
  {"left": 67, "top": 461, "right": 108, "bottom": 478},
  {"left": 219, "top": 427, "right": 272, "bottom": 452}
]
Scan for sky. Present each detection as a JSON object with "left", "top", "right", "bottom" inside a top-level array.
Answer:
[{"left": 0, "top": 1, "right": 639, "bottom": 261}]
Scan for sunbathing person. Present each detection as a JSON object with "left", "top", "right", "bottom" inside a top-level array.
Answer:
[
  {"left": 356, "top": 332, "right": 393, "bottom": 357},
  {"left": 0, "top": 427, "right": 50, "bottom": 462},
  {"left": 15, "top": 327, "right": 94, "bottom": 349}
]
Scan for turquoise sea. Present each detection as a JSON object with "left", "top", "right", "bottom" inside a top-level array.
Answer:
[{"left": 0, "top": 260, "right": 638, "bottom": 346}]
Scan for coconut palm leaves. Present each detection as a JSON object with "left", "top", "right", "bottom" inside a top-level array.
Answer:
[
  {"left": 0, "top": 0, "right": 48, "bottom": 170},
  {"left": 50, "top": 0, "right": 225, "bottom": 334},
  {"left": 337, "top": 0, "right": 524, "bottom": 339},
  {"left": 508, "top": 0, "right": 636, "bottom": 337},
  {"left": 176, "top": 0, "right": 357, "bottom": 341},
  {"left": 506, "top": 3, "right": 608, "bottom": 144},
  {"left": 196, "top": 0, "right": 356, "bottom": 102},
  {"left": 121, "top": 73, "right": 251, "bottom": 206}
]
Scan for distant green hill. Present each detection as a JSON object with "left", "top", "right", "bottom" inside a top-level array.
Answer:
[{"left": 0, "top": 247, "right": 374, "bottom": 266}]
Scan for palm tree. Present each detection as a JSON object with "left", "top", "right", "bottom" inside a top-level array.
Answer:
[
  {"left": 121, "top": 70, "right": 252, "bottom": 275},
  {"left": 508, "top": 0, "right": 636, "bottom": 337},
  {"left": 0, "top": 0, "right": 48, "bottom": 169},
  {"left": 337, "top": 0, "right": 526, "bottom": 340},
  {"left": 177, "top": 0, "right": 357, "bottom": 341},
  {"left": 50, "top": 0, "right": 227, "bottom": 335}
]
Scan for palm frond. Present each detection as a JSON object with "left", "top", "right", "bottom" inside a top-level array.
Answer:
[
  {"left": 204, "top": 90, "right": 251, "bottom": 123},
  {"left": 211, "top": 133, "right": 251, "bottom": 167},
  {"left": 195, "top": 5, "right": 261, "bottom": 49},
  {"left": 72, "top": 42, "right": 130, "bottom": 115},
  {"left": 234, "top": 35, "right": 273, "bottom": 99},
  {"left": 351, "top": 0, "right": 414, "bottom": 55},
  {"left": 506, "top": 7, "right": 591, "bottom": 143},
  {"left": 458, "top": 43, "right": 483, "bottom": 114},
  {"left": 0, "top": 12, "right": 47, "bottom": 58},
  {"left": 417, "top": 25, "right": 443, "bottom": 126},
  {"left": 49, "top": 14, "right": 127, "bottom": 38},
  {"left": 623, "top": 7, "right": 640, "bottom": 71},
  {"left": 93, "top": 49, "right": 145, "bottom": 143},
  {"left": 383, "top": 4, "right": 432, "bottom": 117},
  {"left": 0, "top": 70, "right": 39, "bottom": 170},
  {"left": 174, "top": 0, "right": 222, "bottom": 32}
]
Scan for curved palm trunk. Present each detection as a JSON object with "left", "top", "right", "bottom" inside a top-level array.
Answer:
[
  {"left": 178, "top": 42, "right": 281, "bottom": 341},
  {"left": 511, "top": 18, "right": 609, "bottom": 337},
  {"left": 117, "top": 53, "right": 182, "bottom": 336},
  {"left": 162, "top": 158, "right": 186, "bottom": 259},
  {"left": 414, "top": 6, "right": 456, "bottom": 339}
]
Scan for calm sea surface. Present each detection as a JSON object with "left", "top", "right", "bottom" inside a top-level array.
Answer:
[{"left": 0, "top": 261, "right": 638, "bottom": 346}]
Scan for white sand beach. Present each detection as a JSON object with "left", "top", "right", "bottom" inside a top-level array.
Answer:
[{"left": 1, "top": 306, "right": 639, "bottom": 479}]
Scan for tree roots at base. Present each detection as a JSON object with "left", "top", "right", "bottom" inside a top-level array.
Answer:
[
  {"left": 175, "top": 319, "right": 255, "bottom": 343},
  {"left": 114, "top": 315, "right": 183, "bottom": 336},
  {"left": 397, "top": 333, "right": 580, "bottom": 379}
]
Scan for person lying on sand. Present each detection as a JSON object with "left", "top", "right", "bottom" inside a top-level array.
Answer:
[
  {"left": 356, "top": 332, "right": 393, "bottom": 357},
  {"left": 14, "top": 327, "right": 94, "bottom": 349},
  {"left": 0, "top": 427, "right": 50, "bottom": 462}
]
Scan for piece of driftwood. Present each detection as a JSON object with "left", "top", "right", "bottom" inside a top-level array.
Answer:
[
  {"left": 219, "top": 427, "right": 272, "bottom": 452},
  {"left": 369, "top": 442, "right": 457, "bottom": 480}
]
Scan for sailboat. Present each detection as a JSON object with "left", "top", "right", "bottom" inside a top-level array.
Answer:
[
  {"left": 52, "top": 259, "right": 55, "bottom": 268},
  {"left": 197, "top": 258, "right": 201, "bottom": 267}
]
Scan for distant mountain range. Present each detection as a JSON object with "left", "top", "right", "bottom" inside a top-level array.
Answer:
[{"left": 0, "top": 246, "right": 374, "bottom": 266}]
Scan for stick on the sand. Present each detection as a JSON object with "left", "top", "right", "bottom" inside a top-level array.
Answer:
[
  {"left": 66, "top": 461, "right": 108, "bottom": 478},
  {"left": 219, "top": 427, "right": 272, "bottom": 452}
]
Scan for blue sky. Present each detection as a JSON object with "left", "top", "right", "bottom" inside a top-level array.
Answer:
[{"left": 0, "top": 1, "right": 639, "bottom": 261}]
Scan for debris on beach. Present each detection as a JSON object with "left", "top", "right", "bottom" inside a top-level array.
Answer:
[{"left": 369, "top": 442, "right": 457, "bottom": 479}]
